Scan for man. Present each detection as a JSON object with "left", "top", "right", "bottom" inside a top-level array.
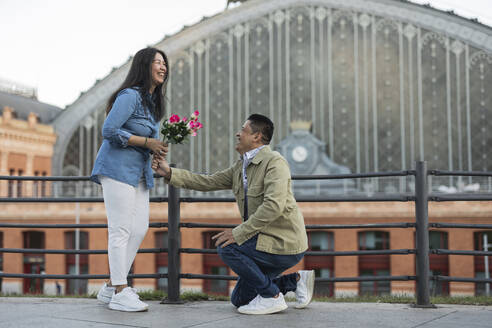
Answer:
[{"left": 152, "top": 114, "right": 314, "bottom": 315}]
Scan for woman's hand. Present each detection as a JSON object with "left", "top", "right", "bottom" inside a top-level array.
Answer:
[{"left": 146, "top": 138, "right": 168, "bottom": 157}]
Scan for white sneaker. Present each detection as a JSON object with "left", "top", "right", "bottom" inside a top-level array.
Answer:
[
  {"left": 108, "top": 287, "right": 149, "bottom": 312},
  {"left": 96, "top": 283, "right": 115, "bottom": 304},
  {"left": 238, "top": 293, "right": 288, "bottom": 315},
  {"left": 295, "top": 270, "right": 315, "bottom": 309}
]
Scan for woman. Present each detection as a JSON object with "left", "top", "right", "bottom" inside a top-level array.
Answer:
[{"left": 90, "top": 47, "right": 169, "bottom": 312}]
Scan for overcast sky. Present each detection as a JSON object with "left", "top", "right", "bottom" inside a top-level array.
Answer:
[{"left": 0, "top": 0, "right": 491, "bottom": 109}]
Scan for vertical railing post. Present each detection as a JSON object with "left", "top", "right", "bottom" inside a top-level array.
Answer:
[
  {"left": 162, "top": 164, "right": 182, "bottom": 304},
  {"left": 414, "top": 161, "right": 432, "bottom": 307}
]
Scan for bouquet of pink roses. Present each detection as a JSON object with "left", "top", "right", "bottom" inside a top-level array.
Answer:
[{"left": 161, "top": 110, "right": 203, "bottom": 144}]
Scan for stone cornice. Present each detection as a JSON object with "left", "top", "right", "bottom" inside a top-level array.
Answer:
[
  {"left": 0, "top": 117, "right": 55, "bottom": 134},
  {"left": 0, "top": 131, "right": 56, "bottom": 145},
  {"left": 0, "top": 124, "right": 57, "bottom": 148},
  {"left": 0, "top": 139, "right": 55, "bottom": 156},
  {"left": 0, "top": 114, "right": 57, "bottom": 154}
]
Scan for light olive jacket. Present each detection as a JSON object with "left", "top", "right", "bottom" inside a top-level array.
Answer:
[{"left": 168, "top": 146, "right": 308, "bottom": 255}]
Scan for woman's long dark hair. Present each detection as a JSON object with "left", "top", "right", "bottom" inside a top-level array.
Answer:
[{"left": 106, "top": 47, "right": 169, "bottom": 121}]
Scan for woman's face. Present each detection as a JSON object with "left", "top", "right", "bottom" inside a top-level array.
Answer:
[{"left": 151, "top": 52, "right": 167, "bottom": 90}]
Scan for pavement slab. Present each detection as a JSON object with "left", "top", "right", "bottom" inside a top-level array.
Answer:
[{"left": 0, "top": 298, "right": 491, "bottom": 328}]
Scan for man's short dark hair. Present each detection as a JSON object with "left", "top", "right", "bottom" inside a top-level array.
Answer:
[{"left": 247, "top": 114, "right": 274, "bottom": 144}]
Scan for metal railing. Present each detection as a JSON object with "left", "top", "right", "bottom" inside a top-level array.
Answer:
[{"left": 1, "top": 161, "right": 492, "bottom": 307}]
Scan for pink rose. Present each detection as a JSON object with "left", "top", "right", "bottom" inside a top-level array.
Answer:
[
  {"left": 190, "top": 110, "right": 200, "bottom": 120},
  {"left": 169, "top": 114, "right": 180, "bottom": 123}
]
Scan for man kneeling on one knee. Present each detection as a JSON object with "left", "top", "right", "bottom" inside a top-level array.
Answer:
[{"left": 152, "top": 114, "right": 314, "bottom": 315}]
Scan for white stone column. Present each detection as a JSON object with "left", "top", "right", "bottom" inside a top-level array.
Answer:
[{"left": 0, "top": 150, "right": 8, "bottom": 174}]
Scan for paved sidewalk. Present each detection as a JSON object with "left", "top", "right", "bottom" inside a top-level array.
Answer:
[{"left": 0, "top": 297, "right": 491, "bottom": 328}]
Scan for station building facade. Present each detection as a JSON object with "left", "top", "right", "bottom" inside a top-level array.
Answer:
[{"left": 1, "top": 0, "right": 492, "bottom": 297}]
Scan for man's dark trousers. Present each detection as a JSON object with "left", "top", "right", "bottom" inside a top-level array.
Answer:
[{"left": 217, "top": 235, "right": 304, "bottom": 307}]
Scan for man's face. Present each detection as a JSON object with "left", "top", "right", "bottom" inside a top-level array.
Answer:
[{"left": 235, "top": 120, "right": 260, "bottom": 155}]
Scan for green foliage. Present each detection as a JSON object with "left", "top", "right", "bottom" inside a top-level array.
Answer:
[
  {"left": 430, "top": 295, "right": 492, "bottom": 306},
  {"left": 0, "top": 292, "right": 95, "bottom": 299},
  {"left": 142, "top": 291, "right": 229, "bottom": 302},
  {"left": 136, "top": 289, "right": 167, "bottom": 301},
  {"left": 313, "top": 294, "right": 492, "bottom": 306},
  {"left": 315, "top": 294, "right": 415, "bottom": 304},
  {"left": 1, "top": 291, "right": 491, "bottom": 305}
]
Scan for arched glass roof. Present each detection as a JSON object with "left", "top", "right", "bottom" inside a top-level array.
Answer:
[{"left": 53, "top": 0, "right": 492, "bottom": 195}]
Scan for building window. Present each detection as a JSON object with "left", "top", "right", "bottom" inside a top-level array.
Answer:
[
  {"left": 17, "top": 169, "right": 23, "bottom": 197},
  {"left": 23, "top": 231, "right": 45, "bottom": 294},
  {"left": 64, "top": 231, "right": 89, "bottom": 295},
  {"left": 155, "top": 231, "right": 168, "bottom": 292},
  {"left": 41, "top": 171, "right": 47, "bottom": 197},
  {"left": 474, "top": 231, "right": 492, "bottom": 296},
  {"left": 33, "top": 171, "right": 39, "bottom": 197},
  {"left": 305, "top": 231, "right": 334, "bottom": 297},
  {"left": 202, "top": 231, "right": 229, "bottom": 295},
  {"left": 358, "top": 231, "right": 390, "bottom": 295},
  {"left": 8, "top": 169, "right": 15, "bottom": 198},
  {"left": 33, "top": 171, "right": 46, "bottom": 197},
  {"left": 428, "top": 231, "right": 449, "bottom": 296}
]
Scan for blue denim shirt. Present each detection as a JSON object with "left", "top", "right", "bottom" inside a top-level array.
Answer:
[{"left": 90, "top": 88, "right": 159, "bottom": 189}]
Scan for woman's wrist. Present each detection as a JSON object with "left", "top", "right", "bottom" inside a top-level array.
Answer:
[{"left": 143, "top": 137, "right": 148, "bottom": 148}]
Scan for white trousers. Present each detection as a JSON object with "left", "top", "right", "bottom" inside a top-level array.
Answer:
[{"left": 100, "top": 176, "right": 149, "bottom": 285}]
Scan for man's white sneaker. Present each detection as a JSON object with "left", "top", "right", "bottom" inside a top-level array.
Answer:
[
  {"left": 295, "top": 270, "right": 315, "bottom": 309},
  {"left": 238, "top": 293, "right": 288, "bottom": 315},
  {"left": 108, "top": 287, "right": 149, "bottom": 312},
  {"left": 96, "top": 282, "right": 115, "bottom": 304}
]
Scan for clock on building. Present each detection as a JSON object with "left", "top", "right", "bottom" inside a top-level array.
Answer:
[
  {"left": 275, "top": 126, "right": 354, "bottom": 196},
  {"left": 291, "top": 145, "right": 308, "bottom": 162},
  {"left": 280, "top": 131, "right": 320, "bottom": 174}
]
